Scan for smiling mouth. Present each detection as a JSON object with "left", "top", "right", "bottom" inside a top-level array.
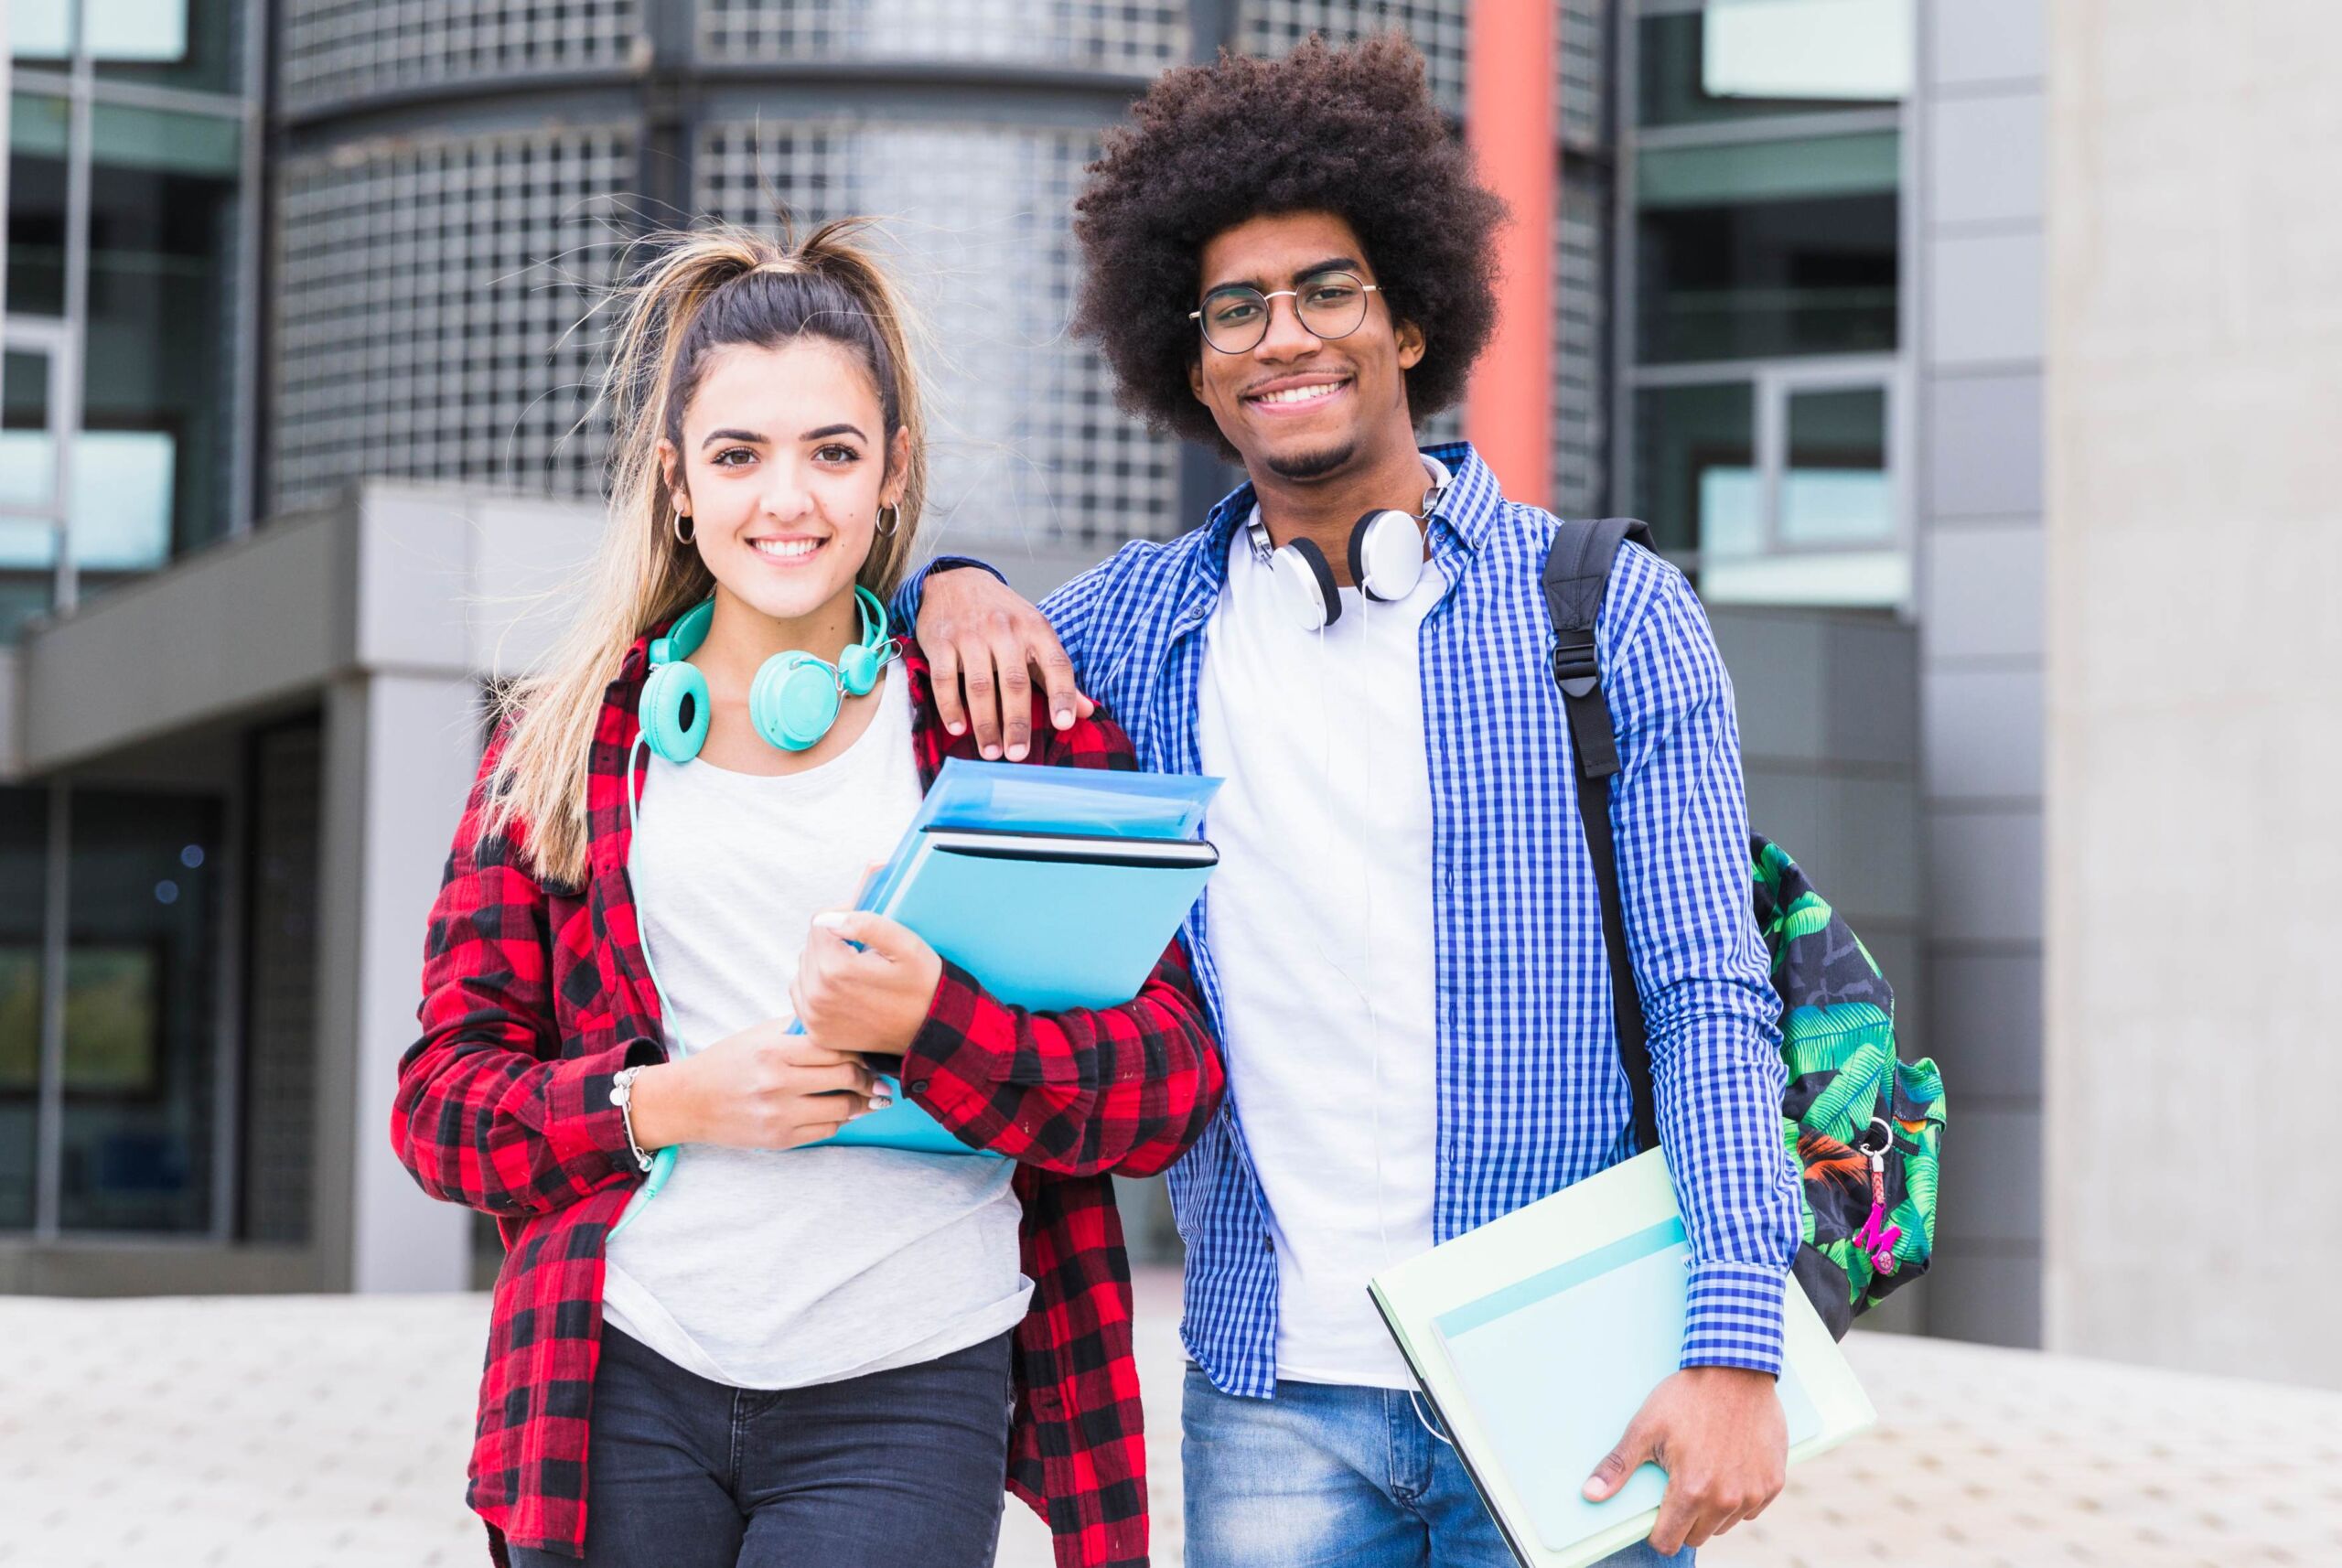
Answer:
[
  {"left": 750, "top": 537, "right": 823, "bottom": 561},
  {"left": 1244, "top": 378, "right": 1350, "bottom": 411}
]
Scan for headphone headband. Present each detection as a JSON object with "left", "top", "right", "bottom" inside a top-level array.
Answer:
[
  {"left": 1244, "top": 453, "right": 1452, "bottom": 560},
  {"left": 639, "top": 586, "right": 897, "bottom": 761},
  {"left": 1244, "top": 453, "right": 1446, "bottom": 628}
]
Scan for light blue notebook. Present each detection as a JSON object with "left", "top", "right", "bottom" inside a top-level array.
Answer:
[
  {"left": 1370, "top": 1150, "right": 1875, "bottom": 1568},
  {"left": 803, "top": 821, "right": 1218, "bottom": 1155},
  {"left": 1431, "top": 1218, "right": 1825, "bottom": 1551}
]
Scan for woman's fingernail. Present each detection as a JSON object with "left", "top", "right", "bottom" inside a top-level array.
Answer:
[
  {"left": 1006, "top": 743, "right": 1028, "bottom": 761},
  {"left": 811, "top": 911, "right": 847, "bottom": 930},
  {"left": 1055, "top": 709, "right": 1074, "bottom": 727},
  {"left": 868, "top": 1096, "right": 893, "bottom": 1112},
  {"left": 948, "top": 722, "right": 965, "bottom": 736},
  {"left": 982, "top": 745, "right": 1002, "bottom": 759}
]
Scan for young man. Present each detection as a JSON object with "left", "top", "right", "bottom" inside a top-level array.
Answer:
[{"left": 901, "top": 38, "right": 1800, "bottom": 1568}]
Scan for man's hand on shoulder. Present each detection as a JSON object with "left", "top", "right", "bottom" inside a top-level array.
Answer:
[
  {"left": 1582, "top": 1363, "right": 1788, "bottom": 1554},
  {"left": 917, "top": 566, "right": 1093, "bottom": 761}
]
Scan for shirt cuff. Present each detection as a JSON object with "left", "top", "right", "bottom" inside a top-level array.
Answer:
[
  {"left": 1680, "top": 1259, "right": 1789, "bottom": 1376},
  {"left": 540, "top": 1036, "right": 666, "bottom": 1175},
  {"left": 926, "top": 554, "right": 1006, "bottom": 584},
  {"left": 902, "top": 955, "right": 1010, "bottom": 1093}
]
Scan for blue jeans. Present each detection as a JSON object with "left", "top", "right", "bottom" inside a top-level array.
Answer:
[
  {"left": 1182, "top": 1368, "right": 1692, "bottom": 1568},
  {"left": 507, "top": 1326, "right": 1013, "bottom": 1568}
]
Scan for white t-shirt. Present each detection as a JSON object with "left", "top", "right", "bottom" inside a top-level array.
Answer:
[
  {"left": 602, "top": 668, "right": 1032, "bottom": 1390},
  {"left": 1197, "top": 521, "right": 1444, "bottom": 1389}
]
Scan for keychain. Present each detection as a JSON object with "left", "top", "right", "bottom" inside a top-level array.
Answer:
[{"left": 1853, "top": 1115, "right": 1902, "bottom": 1276}]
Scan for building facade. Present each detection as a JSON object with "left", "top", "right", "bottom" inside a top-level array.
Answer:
[{"left": 0, "top": 1, "right": 2068, "bottom": 1356}]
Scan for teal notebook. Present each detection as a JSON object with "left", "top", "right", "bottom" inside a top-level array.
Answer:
[
  {"left": 613, "top": 766, "right": 1222, "bottom": 1234},
  {"left": 1370, "top": 1150, "right": 1875, "bottom": 1568},
  {"left": 802, "top": 765, "right": 1220, "bottom": 1155}
]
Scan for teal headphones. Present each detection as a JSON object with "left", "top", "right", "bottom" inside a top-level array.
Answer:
[{"left": 638, "top": 585, "right": 897, "bottom": 760}]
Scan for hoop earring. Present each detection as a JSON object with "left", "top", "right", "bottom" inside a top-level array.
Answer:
[
  {"left": 671, "top": 508, "right": 694, "bottom": 546},
  {"left": 875, "top": 504, "right": 899, "bottom": 538}
]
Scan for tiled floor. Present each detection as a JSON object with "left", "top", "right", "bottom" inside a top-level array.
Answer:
[{"left": 5, "top": 1270, "right": 2339, "bottom": 1567}]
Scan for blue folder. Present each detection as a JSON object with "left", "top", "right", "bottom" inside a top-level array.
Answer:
[
  {"left": 804, "top": 762, "right": 1221, "bottom": 1155},
  {"left": 615, "top": 765, "right": 1223, "bottom": 1234}
]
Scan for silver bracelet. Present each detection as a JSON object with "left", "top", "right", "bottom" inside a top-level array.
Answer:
[{"left": 609, "top": 1066, "right": 655, "bottom": 1174}]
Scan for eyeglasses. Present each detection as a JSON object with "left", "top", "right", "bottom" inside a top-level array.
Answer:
[{"left": 1188, "top": 271, "right": 1382, "bottom": 355}]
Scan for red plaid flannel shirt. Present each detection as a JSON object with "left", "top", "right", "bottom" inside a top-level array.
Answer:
[{"left": 392, "top": 632, "right": 1223, "bottom": 1567}]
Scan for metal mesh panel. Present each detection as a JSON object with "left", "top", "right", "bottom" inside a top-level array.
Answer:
[
  {"left": 1558, "top": 0, "right": 1611, "bottom": 152},
  {"left": 694, "top": 119, "right": 1179, "bottom": 553},
  {"left": 694, "top": 0, "right": 1188, "bottom": 72},
  {"left": 1416, "top": 402, "right": 1465, "bottom": 446},
  {"left": 1235, "top": 0, "right": 1469, "bottom": 115},
  {"left": 277, "top": 1, "right": 641, "bottom": 115},
  {"left": 1552, "top": 167, "right": 1609, "bottom": 519},
  {"left": 271, "top": 125, "right": 634, "bottom": 515}
]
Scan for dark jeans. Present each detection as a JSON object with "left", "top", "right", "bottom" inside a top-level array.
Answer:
[{"left": 508, "top": 1326, "right": 1015, "bottom": 1568}]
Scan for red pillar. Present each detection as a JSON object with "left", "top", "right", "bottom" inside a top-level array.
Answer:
[{"left": 1466, "top": 0, "right": 1556, "bottom": 509}]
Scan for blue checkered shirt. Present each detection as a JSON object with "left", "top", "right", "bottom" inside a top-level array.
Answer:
[{"left": 903, "top": 442, "right": 1800, "bottom": 1393}]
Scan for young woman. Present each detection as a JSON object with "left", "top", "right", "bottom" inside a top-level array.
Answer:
[{"left": 392, "top": 220, "right": 1222, "bottom": 1568}]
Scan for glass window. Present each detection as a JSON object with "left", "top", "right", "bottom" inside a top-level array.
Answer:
[
  {"left": 7, "top": 0, "right": 71, "bottom": 59},
  {"left": 58, "top": 789, "right": 221, "bottom": 1233},
  {"left": 1782, "top": 384, "right": 1890, "bottom": 547},
  {"left": 1, "top": 347, "right": 63, "bottom": 639},
  {"left": 76, "top": 102, "right": 242, "bottom": 581},
  {"left": 1638, "top": 0, "right": 1912, "bottom": 128},
  {"left": 1632, "top": 381, "right": 1755, "bottom": 558},
  {"left": 1637, "top": 375, "right": 1905, "bottom": 607},
  {"left": 11, "top": 0, "right": 241, "bottom": 93},
  {"left": 7, "top": 92, "right": 71, "bottom": 317},
  {"left": 95, "top": 0, "right": 242, "bottom": 94},
  {"left": 1636, "top": 134, "right": 1899, "bottom": 363},
  {"left": 0, "top": 787, "right": 44, "bottom": 1230},
  {"left": 0, "top": 349, "right": 59, "bottom": 510}
]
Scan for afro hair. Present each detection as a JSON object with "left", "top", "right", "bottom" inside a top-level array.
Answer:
[{"left": 1072, "top": 33, "right": 1507, "bottom": 455}]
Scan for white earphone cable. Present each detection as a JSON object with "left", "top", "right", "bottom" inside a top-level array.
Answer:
[{"left": 1303, "top": 574, "right": 1450, "bottom": 1444}]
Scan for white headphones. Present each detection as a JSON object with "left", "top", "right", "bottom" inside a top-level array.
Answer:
[{"left": 1246, "top": 455, "right": 1451, "bottom": 631}]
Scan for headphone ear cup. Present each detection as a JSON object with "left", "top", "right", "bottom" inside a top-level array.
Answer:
[
  {"left": 837, "top": 640, "right": 880, "bottom": 697},
  {"left": 1270, "top": 537, "right": 1343, "bottom": 630},
  {"left": 639, "top": 661, "right": 710, "bottom": 763},
  {"left": 1350, "top": 509, "right": 1425, "bottom": 603},
  {"left": 749, "top": 651, "right": 843, "bottom": 753}
]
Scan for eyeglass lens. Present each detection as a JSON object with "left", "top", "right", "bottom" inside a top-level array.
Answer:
[{"left": 1198, "top": 272, "right": 1371, "bottom": 353}]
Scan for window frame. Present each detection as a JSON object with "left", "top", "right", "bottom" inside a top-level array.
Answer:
[
  {"left": 5, "top": 0, "right": 263, "bottom": 628},
  {"left": 1612, "top": 0, "right": 1918, "bottom": 617}
]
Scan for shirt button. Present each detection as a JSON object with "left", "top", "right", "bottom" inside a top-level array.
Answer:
[
  {"left": 1262, "top": 1234, "right": 1274, "bottom": 1253},
  {"left": 909, "top": 1079, "right": 931, "bottom": 1097}
]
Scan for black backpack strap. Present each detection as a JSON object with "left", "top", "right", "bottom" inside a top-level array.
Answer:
[{"left": 1542, "top": 518, "right": 1659, "bottom": 1153}]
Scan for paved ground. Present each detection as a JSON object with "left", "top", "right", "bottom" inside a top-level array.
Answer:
[{"left": 5, "top": 1268, "right": 2340, "bottom": 1567}]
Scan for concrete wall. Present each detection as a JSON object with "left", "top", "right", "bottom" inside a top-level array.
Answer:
[
  {"left": 1714, "top": 607, "right": 1924, "bottom": 1334},
  {"left": 6, "top": 484, "right": 607, "bottom": 1294},
  {"left": 2045, "top": 0, "right": 2342, "bottom": 1388},
  {"left": 1910, "top": 0, "right": 2049, "bottom": 1348}
]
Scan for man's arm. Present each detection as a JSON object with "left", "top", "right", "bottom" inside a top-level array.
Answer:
[
  {"left": 892, "top": 549, "right": 1135, "bottom": 760},
  {"left": 1581, "top": 553, "right": 1801, "bottom": 1552},
  {"left": 1606, "top": 558, "right": 1800, "bottom": 1367}
]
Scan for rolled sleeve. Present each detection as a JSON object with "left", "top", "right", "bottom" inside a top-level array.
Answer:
[{"left": 537, "top": 1036, "right": 666, "bottom": 1175}]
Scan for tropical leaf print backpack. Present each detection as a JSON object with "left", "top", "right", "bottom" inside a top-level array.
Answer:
[{"left": 1542, "top": 517, "right": 1948, "bottom": 1337}]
